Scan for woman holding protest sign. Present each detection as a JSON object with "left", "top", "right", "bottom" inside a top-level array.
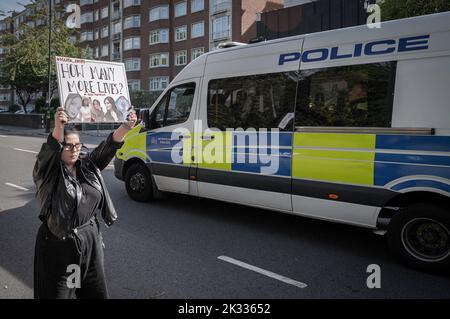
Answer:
[{"left": 33, "top": 105, "right": 137, "bottom": 299}]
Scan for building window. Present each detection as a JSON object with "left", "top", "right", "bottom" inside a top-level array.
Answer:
[
  {"left": 150, "top": 53, "right": 169, "bottom": 68},
  {"left": 212, "top": 15, "right": 230, "bottom": 40},
  {"left": 191, "top": 0, "right": 204, "bottom": 13},
  {"left": 80, "top": 31, "right": 93, "bottom": 42},
  {"left": 295, "top": 62, "right": 397, "bottom": 127},
  {"left": 101, "top": 25, "right": 109, "bottom": 38},
  {"left": 149, "top": 77, "right": 170, "bottom": 92},
  {"left": 128, "top": 80, "right": 141, "bottom": 91},
  {"left": 94, "top": 47, "right": 99, "bottom": 58},
  {"left": 101, "top": 44, "right": 109, "bottom": 57},
  {"left": 175, "top": 25, "right": 187, "bottom": 42},
  {"left": 80, "top": 12, "right": 94, "bottom": 24},
  {"left": 175, "top": 51, "right": 187, "bottom": 66},
  {"left": 124, "top": 37, "right": 141, "bottom": 50},
  {"left": 124, "top": 58, "right": 141, "bottom": 71},
  {"left": 80, "top": 0, "right": 94, "bottom": 6},
  {"left": 191, "top": 21, "right": 204, "bottom": 38},
  {"left": 149, "top": 6, "right": 169, "bottom": 22},
  {"left": 124, "top": 15, "right": 140, "bottom": 29},
  {"left": 94, "top": 10, "right": 99, "bottom": 21},
  {"left": 124, "top": 0, "right": 141, "bottom": 8},
  {"left": 192, "top": 47, "right": 204, "bottom": 60},
  {"left": 113, "top": 21, "right": 121, "bottom": 34},
  {"left": 94, "top": 29, "right": 99, "bottom": 40},
  {"left": 101, "top": 7, "right": 109, "bottom": 19},
  {"left": 175, "top": 1, "right": 187, "bottom": 17},
  {"left": 150, "top": 29, "right": 169, "bottom": 45}
]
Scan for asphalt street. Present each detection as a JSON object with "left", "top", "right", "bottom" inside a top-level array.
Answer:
[{"left": 0, "top": 127, "right": 449, "bottom": 299}]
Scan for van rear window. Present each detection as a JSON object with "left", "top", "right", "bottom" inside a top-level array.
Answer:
[{"left": 295, "top": 62, "right": 397, "bottom": 128}]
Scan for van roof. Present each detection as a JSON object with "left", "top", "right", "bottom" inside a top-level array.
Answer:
[{"left": 206, "top": 11, "right": 450, "bottom": 56}]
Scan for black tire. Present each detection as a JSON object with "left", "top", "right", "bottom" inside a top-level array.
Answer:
[
  {"left": 124, "top": 162, "right": 153, "bottom": 202},
  {"left": 387, "top": 203, "right": 450, "bottom": 274}
]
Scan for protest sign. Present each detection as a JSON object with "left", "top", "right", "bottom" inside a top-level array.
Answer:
[{"left": 56, "top": 56, "right": 132, "bottom": 123}]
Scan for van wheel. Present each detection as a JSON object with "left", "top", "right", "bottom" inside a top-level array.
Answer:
[
  {"left": 387, "top": 203, "right": 450, "bottom": 274},
  {"left": 125, "top": 163, "right": 153, "bottom": 202}
]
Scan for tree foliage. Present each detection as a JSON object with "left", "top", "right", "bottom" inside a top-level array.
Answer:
[
  {"left": 380, "top": 0, "right": 450, "bottom": 21},
  {"left": 0, "top": 2, "right": 90, "bottom": 112},
  {"left": 130, "top": 90, "right": 162, "bottom": 109}
]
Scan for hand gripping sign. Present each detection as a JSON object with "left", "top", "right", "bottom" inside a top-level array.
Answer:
[{"left": 56, "top": 56, "right": 132, "bottom": 123}]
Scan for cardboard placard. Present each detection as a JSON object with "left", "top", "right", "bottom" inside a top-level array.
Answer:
[{"left": 56, "top": 56, "right": 131, "bottom": 123}]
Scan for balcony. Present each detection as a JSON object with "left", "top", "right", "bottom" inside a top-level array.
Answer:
[
  {"left": 212, "top": 30, "right": 231, "bottom": 41},
  {"left": 112, "top": 52, "right": 121, "bottom": 60},
  {"left": 212, "top": 1, "right": 231, "bottom": 14},
  {"left": 112, "top": 11, "right": 121, "bottom": 21},
  {"left": 112, "top": 32, "right": 121, "bottom": 40}
]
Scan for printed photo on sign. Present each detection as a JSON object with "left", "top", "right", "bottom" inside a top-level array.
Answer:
[{"left": 56, "top": 56, "right": 132, "bottom": 123}]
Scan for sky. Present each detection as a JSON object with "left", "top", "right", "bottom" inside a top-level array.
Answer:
[{"left": 0, "top": 0, "right": 32, "bottom": 17}]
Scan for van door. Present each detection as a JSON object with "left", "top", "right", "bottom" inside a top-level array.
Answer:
[
  {"left": 146, "top": 79, "right": 199, "bottom": 194},
  {"left": 190, "top": 39, "right": 303, "bottom": 211},
  {"left": 194, "top": 72, "right": 297, "bottom": 211}
]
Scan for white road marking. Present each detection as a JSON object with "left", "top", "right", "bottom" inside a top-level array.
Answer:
[
  {"left": 13, "top": 148, "right": 38, "bottom": 154},
  {"left": 5, "top": 183, "right": 30, "bottom": 191},
  {"left": 0, "top": 135, "right": 8, "bottom": 138},
  {"left": 217, "top": 256, "right": 308, "bottom": 289}
]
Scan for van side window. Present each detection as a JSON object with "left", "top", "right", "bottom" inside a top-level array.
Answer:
[
  {"left": 295, "top": 62, "right": 397, "bottom": 127},
  {"left": 150, "top": 82, "right": 196, "bottom": 129},
  {"left": 207, "top": 72, "right": 298, "bottom": 131}
]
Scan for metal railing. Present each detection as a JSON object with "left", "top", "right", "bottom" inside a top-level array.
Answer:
[
  {"left": 212, "top": 30, "right": 231, "bottom": 41},
  {"left": 213, "top": 1, "right": 231, "bottom": 14}
]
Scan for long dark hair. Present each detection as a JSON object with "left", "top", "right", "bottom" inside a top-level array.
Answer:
[
  {"left": 104, "top": 97, "right": 117, "bottom": 112},
  {"left": 63, "top": 126, "right": 80, "bottom": 141}
]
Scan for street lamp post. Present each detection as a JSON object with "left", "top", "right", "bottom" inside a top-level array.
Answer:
[
  {"left": 45, "top": 0, "right": 52, "bottom": 132},
  {"left": 47, "top": 0, "right": 52, "bottom": 106}
]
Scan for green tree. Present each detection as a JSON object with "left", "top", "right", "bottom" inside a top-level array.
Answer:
[
  {"left": 380, "top": 0, "right": 450, "bottom": 21},
  {"left": 0, "top": 2, "right": 90, "bottom": 113},
  {"left": 130, "top": 90, "right": 162, "bottom": 109},
  {"left": 34, "top": 96, "right": 46, "bottom": 113}
]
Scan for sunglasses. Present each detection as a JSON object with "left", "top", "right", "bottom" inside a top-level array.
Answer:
[{"left": 62, "top": 142, "right": 84, "bottom": 151}]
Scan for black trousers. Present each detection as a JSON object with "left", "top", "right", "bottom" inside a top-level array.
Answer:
[{"left": 34, "top": 218, "right": 108, "bottom": 299}]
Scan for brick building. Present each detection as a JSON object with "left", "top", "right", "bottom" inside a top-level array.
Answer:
[
  {"left": 0, "top": 16, "right": 14, "bottom": 110},
  {"left": 0, "top": 0, "right": 284, "bottom": 109},
  {"left": 257, "top": 0, "right": 376, "bottom": 41}
]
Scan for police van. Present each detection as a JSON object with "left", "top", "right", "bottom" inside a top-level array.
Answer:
[{"left": 114, "top": 12, "right": 450, "bottom": 272}]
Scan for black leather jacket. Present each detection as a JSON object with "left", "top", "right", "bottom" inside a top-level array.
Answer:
[{"left": 33, "top": 132, "right": 124, "bottom": 239}]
